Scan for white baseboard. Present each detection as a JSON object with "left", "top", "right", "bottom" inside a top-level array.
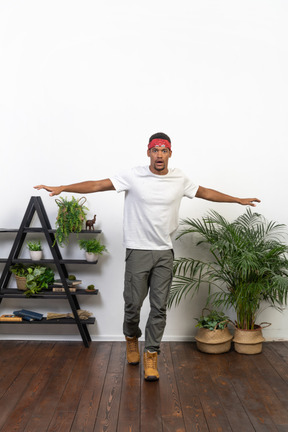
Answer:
[{"left": 0, "top": 334, "right": 287, "bottom": 342}]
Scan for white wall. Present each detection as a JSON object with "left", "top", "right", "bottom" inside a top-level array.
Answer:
[{"left": 0, "top": 0, "right": 287, "bottom": 342}]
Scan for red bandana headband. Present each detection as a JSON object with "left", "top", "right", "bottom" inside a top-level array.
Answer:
[{"left": 148, "top": 138, "right": 171, "bottom": 150}]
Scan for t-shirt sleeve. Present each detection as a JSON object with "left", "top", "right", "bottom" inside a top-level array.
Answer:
[
  {"left": 109, "top": 169, "right": 132, "bottom": 193},
  {"left": 183, "top": 173, "right": 199, "bottom": 199}
]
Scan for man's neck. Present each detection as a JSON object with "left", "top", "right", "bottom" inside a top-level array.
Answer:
[{"left": 149, "top": 165, "right": 169, "bottom": 176}]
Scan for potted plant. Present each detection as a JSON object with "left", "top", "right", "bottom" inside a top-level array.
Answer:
[
  {"left": 168, "top": 208, "right": 288, "bottom": 354},
  {"left": 25, "top": 265, "right": 54, "bottom": 297},
  {"left": 194, "top": 309, "right": 232, "bottom": 354},
  {"left": 78, "top": 238, "right": 107, "bottom": 262},
  {"left": 54, "top": 196, "right": 88, "bottom": 247},
  {"left": 10, "top": 264, "right": 54, "bottom": 297},
  {"left": 86, "top": 284, "right": 96, "bottom": 292},
  {"left": 27, "top": 240, "right": 43, "bottom": 260},
  {"left": 10, "top": 263, "right": 28, "bottom": 291}
]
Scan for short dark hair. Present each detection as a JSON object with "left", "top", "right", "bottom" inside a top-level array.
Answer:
[{"left": 149, "top": 132, "right": 171, "bottom": 144}]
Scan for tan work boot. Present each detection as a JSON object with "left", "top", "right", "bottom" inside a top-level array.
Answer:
[
  {"left": 125, "top": 336, "right": 140, "bottom": 365},
  {"left": 144, "top": 351, "right": 159, "bottom": 381}
]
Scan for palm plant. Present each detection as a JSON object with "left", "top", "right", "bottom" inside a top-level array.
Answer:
[{"left": 168, "top": 208, "right": 288, "bottom": 330}]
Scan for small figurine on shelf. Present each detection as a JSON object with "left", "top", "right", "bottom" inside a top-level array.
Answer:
[{"left": 86, "top": 215, "right": 96, "bottom": 230}]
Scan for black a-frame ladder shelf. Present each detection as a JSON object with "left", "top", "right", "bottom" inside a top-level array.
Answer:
[{"left": 0, "top": 196, "right": 101, "bottom": 347}]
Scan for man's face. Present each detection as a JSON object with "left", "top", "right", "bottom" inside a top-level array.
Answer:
[{"left": 147, "top": 146, "right": 172, "bottom": 175}]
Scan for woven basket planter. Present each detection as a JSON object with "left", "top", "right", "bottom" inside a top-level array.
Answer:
[
  {"left": 195, "top": 327, "right": 233, "bottom": 354},
  {"left": 233, "top": 326, "right": 266, "bottom": 355},
  {"left": 15, "top": 275, "right": 27, "bottom": 291}
]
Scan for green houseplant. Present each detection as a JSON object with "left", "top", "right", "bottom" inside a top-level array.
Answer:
[
  {"left": 195, "top": 309, "right": 230, "bottom": 331},
  {"left": 27, "top": 240, "right": 43, "bottom": 260},
  {"left": 168, "top": 209, "right": 288, "bottom": 353},
  {"left": 78, "top": 238, "right": 107, "bottom": 262},
  {"left": 25, "top": 266, "right": 55, "bottom": 297},
  {"left": 10, "top": 264, "right": 28, "bottom": 294},
  {"left": 27, "top": 240, "right": 42, "bottom": 251},
  {"left": 194, "top": 309, "right": 232, "bottom": 354},
  {"left": 10, "top": 264, "right": 54, "bottom": 297},
  {"left": 10, "top": 263, "right": 27, "bottom": 278},
  {"left": 10, "top": 263, "right": 27, "bottom": 290},
  {"left": 54, "top": 196, "right": 88, "bottom": 247}
]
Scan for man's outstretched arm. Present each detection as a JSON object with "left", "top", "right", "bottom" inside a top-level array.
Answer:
[
  {"left": 196, "top": 186, "right": 261, "bottom": 207},
  {"left": 34, "top": 179, "right": 115, "bottom": 196}
]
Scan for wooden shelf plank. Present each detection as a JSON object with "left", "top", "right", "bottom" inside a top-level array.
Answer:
[
  {"left": 10, "top": 258, "right": 98, "bottom": 265},
  {"left": 0, "top": 317, "right": 96, "bottom": 324},
  {"left": 0, "top": 228, "right": 102, "bottom": 233},
  {"left": 1, "top": 258, "right": 98, "bottom": 265},
  {"left": 0, "top": 288, "right": 99, "bottom": 298}
]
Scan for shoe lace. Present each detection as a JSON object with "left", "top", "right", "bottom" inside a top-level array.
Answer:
[
  {"left": 127, "top": 338, "right": 138, "bottom": 353},
  {"left": 146, "top": 352, "right": 157, "bottom": 369}
]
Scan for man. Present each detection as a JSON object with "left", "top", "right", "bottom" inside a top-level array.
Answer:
[{"left": 35, "top": 132, "right": 260, "bottom": 381}]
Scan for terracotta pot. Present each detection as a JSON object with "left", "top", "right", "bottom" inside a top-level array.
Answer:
[
  {"left": 195, "top": 327, "right": 233, "bottom": 354},
  {"left": 233, "top": 326, "right": 266, "bottom": 354}
]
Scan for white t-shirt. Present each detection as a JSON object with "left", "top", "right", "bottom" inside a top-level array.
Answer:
[{"left": 110, "top": 166, "right": 199, "bottom": 250}]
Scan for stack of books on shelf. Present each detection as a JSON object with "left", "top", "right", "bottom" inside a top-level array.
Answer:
[
  {"left": 13, "top": 309, "right": 43, "bottom": 321},
  {"left": 52, "top": 278, "right": 82, "bottom": 292}
]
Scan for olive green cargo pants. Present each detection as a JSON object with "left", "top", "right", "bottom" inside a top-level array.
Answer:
[{"left": 123, "top": 249, "right": 174, "bottom": 353}]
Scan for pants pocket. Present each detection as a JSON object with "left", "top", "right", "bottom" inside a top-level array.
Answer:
[
  {"left": 125, "top": 248, "right": 133, "bottom": 261},
  {"left": 123, "top": 271, "right": 132, "bottom": 304}
]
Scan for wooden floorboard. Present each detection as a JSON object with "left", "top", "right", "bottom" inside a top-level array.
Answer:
[
  {"left": 70, "top": 342, "right": 112, "bottom": 432},
  {"left": 0, "top": 341, "right": 288, "bottom": 432},
  {"left": 180, "top": 343, "right": 233, "bottom": 432}
]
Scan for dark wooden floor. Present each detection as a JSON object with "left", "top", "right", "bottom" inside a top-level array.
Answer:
[{"left": 0, "top": 341, "right": 288, "bottom": 432}]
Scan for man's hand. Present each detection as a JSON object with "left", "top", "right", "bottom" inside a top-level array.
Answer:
[
  {"left": 34, "top": 185, "right": 63, "bottom": 196},
  {"left": 238, "top": 198, "right": 261, "bottom": 207}
]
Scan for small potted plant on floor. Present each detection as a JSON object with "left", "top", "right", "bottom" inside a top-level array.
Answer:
[
  {"left": 54, "top": 196, "right": 88, "bottom": 247},
  {"left": 168, "top": 208, "right": 288, "bottom": 354},
  {"left": 78, "top": 238, "right": 107, "bottom": 262},
  {"left": 194, "top": 309, "right": 232, "bottom": 354},
  {"left": 27, "top": 240, "right": 43, "bottom": 260}
]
